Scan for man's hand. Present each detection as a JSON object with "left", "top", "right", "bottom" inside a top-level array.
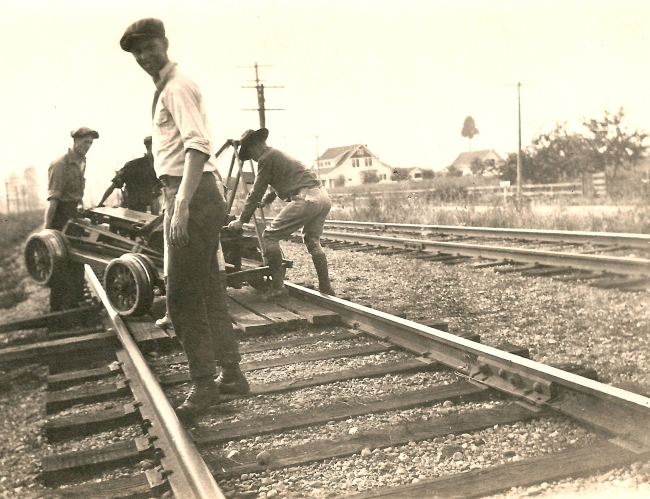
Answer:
[
  {"left": 228, "top": 219, "right": 244, "bottom": 232},
  {"left": 169, "top": 198, "right": 191, "bottom": 247}
]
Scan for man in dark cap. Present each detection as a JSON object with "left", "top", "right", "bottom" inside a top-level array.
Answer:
[
  {"left": 97, "top": 135, "right": 162, "bottom": 214},
  {"left": 228, "top": 128, "right": 335, "bottom": 300},
  {"left": 45, "top": 127, "right": 98, "bottom": 311},
  {"left": 121, "top": 18, "right": 247, "bottom": 420}
]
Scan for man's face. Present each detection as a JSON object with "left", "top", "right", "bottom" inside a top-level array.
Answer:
[
  {"left": 73, "top": 136, "right": 94, "bottom": 157},
  {"left": 249, "top": 140, "right": 266, "bottom": 161},
  {"left": 130, "top": 37, "right": 169, "bottom": 77}
]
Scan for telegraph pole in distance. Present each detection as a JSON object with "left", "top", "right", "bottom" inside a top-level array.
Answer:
[
  {"left": 240, "top": 62, "right": 284, "bottom": 128},
  {"left": 501, "top": 82, "right": 534, "bottom": 199}
]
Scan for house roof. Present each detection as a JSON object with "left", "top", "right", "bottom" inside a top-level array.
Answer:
[
  {"left": 450, "top": 150, "right": 504, "bottom": 168},
  {"left": 318, "top": 145, "right": 362, "bottom": 162},
  {"left": 313, "top": 166, "right": 337, "bottom": 176}
]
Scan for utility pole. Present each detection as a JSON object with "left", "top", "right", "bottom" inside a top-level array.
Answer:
[
  {"left": 502, "top": 82, "right": 534, "bottom": 199},
  {"left": 241, "top": 62, "right": 284, "bottom": 128}
]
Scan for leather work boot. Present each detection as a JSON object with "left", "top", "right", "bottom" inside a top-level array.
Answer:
[
  {"left": 155, "top": 312, "right": 173, "bottom": 331},
  {"left": 215, "top": 363, "right": 250, "bottom": 395},
  {"left": 175, "top": 378, "right": 220, "bottom": 421},
  {"left": 312, "top": 253, "right": 335, "bottom": 296},
  {"left": 261, "top": 248, "right": 288, "bottom": 301}
]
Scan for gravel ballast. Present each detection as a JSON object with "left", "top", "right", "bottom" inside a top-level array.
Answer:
[{"left": 0, "top": 237, "right": 649, "bottom": 498}]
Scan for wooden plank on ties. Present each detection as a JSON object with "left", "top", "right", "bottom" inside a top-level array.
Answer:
[
  {"left": 273, "top": 295, "right": 341, "bottom": 325},
  {"left": 229, "top": 288, "right": 307, "bottom": 328},
  {"left": 227, "top": 296, "right": 275, "bottom": 334},
  {"left": 123, "top": 317, "right": 175, "bottom": 343},
  {"left": 193, "top": 381, "right": 489, "bottom": 445},
  {"left": 349, "top": 442, "right": 649, "bottom": 499},
  {"left": 210, "top": 403, "right": 544, "bottom": 479}
]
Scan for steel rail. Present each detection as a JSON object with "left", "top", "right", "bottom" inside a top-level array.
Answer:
[
  {"left": 320, "top": 220, "right": 650, "bottom": 250},
  {"left": 258, "top": 219, "right": 648, "bottom": 250},
  {"left": 84, "top": 265, "right": 225, "bottom": 499},
  {"left": 317, "top": 229, "right": 650, "bottom": 277},
  {"left": 286, "top": 283, "right": 650, "bottom": 450}
]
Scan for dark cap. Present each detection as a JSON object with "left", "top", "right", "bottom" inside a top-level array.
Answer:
[
  {"left": 144, "top": 135, "right": 153, "bottom": 146},
  {"left": 238, "top": 128, "right": 269, "bottom": 161},
  {"left": 70, "top": 127, "right": 99, "bottom": 139},
  {"left": 120, "top": 18, "right": 165, "bottom": 52}
]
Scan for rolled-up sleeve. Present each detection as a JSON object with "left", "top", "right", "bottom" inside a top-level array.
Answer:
[
  {"left": 47, "top": 162, "right": 64, "bottom": 201},
  {"left": 166, "top": 79, "right": 212, "bottom": 157}
]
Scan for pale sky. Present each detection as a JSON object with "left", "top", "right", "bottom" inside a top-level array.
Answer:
[{"left": 2, "top": 0, "right": 650, "bottom": 204}]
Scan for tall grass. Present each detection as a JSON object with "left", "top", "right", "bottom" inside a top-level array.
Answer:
[
  {"left": 0, "top": 211, "right": 44, "bottom": 308},
  {"left": 328, "top": 193, "right": 649, "bottom": 234}
]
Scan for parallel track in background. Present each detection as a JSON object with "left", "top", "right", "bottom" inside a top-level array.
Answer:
[
  {"left": 267, "top": 220, "right": 650, "bottom": 289},
  {"left": 1, "top": 266, "right": 649, "bottom": 498}
]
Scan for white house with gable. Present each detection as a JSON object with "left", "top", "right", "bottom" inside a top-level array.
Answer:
[{"left": 311, "top": 144, "right": 394, "bottom": 187}]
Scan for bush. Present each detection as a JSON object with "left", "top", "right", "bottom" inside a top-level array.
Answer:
[
  {"left": 361, "top": 171, "right": 380, "bottom": 184},
  {"left": 0, "top": 210, "right": 45, "bottom": 309}
]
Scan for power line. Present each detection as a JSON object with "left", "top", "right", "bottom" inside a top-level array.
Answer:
[{"left": 239, "top": 62, "right": 284, "bottom": 128}]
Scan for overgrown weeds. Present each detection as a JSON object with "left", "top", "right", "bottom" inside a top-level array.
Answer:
[
  {"left": 329, "top": 194, "right": 649, "bottom": 233},
  {"left": 0, "top": 210, "right": 44, "bottom": 309}
]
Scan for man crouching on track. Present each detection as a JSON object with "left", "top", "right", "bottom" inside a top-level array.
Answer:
[
  {"left": 228, "top": 128, "right": 335, "bottom": 300},
  {"left": 120, "top": 18, "right": 248, "bottom": 421}
]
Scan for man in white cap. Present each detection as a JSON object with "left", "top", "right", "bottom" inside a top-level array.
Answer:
[
  {"left": 45, "top": 126, "right": 98, "bottom": 311},
  {"left": 228, "top": 128, "right": 335, "bottom": 300},
  {"left": 120, "top": 18, "right": 247, "bottom": 421}
]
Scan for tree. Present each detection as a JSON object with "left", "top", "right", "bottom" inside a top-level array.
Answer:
[
  {"left": 334, "top": 174, "right": 346, "bottom": 187},
  {"left": 583, "top": 107, "right": 648, "bottom": 179},
  {"left": 461, "top": 116, "right": 479, "bottom": 152},
  {"left": 391, "top": 168, "right": 411, "bottom": 182},
  {"left": 527, "top": 122, "right": 592, "bottom": 183},
  {"left": 444, "top": 164, "right": 463, "bottom": 177},
  {"left": 361, "top": 170, "right": 380, "bottom": 184},
  {"left": 495, "top": 108, "right": 648, "bottom": 185},
  {"left": 22, "top": 167, "right": 41, "bottom": 211},
  {"left": 470, "top": 157, "right": 485, "bottom": 175}
]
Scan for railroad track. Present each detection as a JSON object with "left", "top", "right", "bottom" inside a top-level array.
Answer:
[
  {"left": 1, "top": 266, "right": 649, "bottom": 498},
  {"left": 299, "top": 221, "right": 650, "bottom": 290}
]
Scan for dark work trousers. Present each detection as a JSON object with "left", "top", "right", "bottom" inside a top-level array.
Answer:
[
  {"left": 49, "top": 201, "right": 86, "bottom": 312},
  {"left": 162, "top": 172, "right": 241, "bottom": 380}
]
